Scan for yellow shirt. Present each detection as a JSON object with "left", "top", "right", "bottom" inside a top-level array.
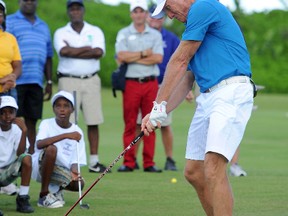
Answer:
[{"left": 0, "top": 29, "right": 21, "bottom": 92}]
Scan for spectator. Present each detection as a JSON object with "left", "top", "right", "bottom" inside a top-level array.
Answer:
[
  {"left": 0, "top": 0, "right": 22, "bottom": 199},
  {"left": 143, "top": 0, "right": 255, "bottom": 215},
  {"left": 6, "top": 0, "right": 53, "bottom": 155},
  {"left": 135, "top": 4, "right": 180, "bottom": 171},
  {"left": 31, "top": 90, "right": 87, "bottom": 208},
  {"left": 54, "top": 0, "right": 107, "bottom": 173},
  {"left": 115, "top": 0, "right": 163, "bottom": 172},
  {"left": 0, "top": 96, "right": 34, "bottom": 213},
  {"left": 0, "top": 0, "right": 21, "bottom": 99}
]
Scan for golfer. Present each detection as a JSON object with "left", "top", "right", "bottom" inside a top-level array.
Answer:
[{"left": 142, "top": 0, "right": 255, "bottom": 215}]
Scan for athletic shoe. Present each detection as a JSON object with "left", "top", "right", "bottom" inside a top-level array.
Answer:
[
  {"left": 117, "top": 165, "right": 133, "bottom": 172},
  {"left": 144, "top": 166, "right": 162, "bottom": 173},
  {"left": 16, "top": 195, "right": 34, "bottom": 213},
  {"left": 0, "top": 183, "right": 19, "bottom": 196},
  {"left": 37, "top": 193, "right": 63, "bottom": 208},
  {"left": 164, "top": 157, "right": 178, "bottom": 171},
  {"left": 89, "top": 162, "right": 109, "bottom": 173},
  {"left": 53, "top": 190, "right": 65, "bottom": 205},
  {"left": 229, "top": 164, "right": 247, "bottom": 177}
]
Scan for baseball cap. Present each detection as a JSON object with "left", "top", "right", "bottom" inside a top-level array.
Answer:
[
  {"left": 149, "top": 4, "right": 165, "bottom": 19},
  {"left": 130, "top": 0, "right": 148, "bottom": 12},
  {"left": 0, "top": 0, "right": 6, "bottom": 14},
  {"left": 151, "top": 0, "right": 166, "bottom": 19},
  {"left": 0, "top": 96, "right": 18, "bottom": 110},
  {"left": 51, "top": 90, "right": 74, "bottom": 107},
  {"left": 67, "top": 0, "right": 84, "bottom": 8}
]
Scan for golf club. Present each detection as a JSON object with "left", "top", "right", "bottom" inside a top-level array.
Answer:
[
  {"left": 64, "top": 130, "right": 144, "bottom": 216},
  {"left": 73, "top": 91, "right": 90, "bottom": 210}
]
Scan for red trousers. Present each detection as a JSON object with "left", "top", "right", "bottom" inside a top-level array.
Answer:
[{"left": 122, "top": 79, "right": 158, "bottom": 169}]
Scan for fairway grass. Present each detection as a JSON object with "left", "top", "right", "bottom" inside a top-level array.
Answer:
[{"left": 1, "top": 88, "right": 287, "bottom": 216}]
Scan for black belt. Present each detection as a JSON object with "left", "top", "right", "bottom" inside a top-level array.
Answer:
[
  {"left": 126, "top": 76, "right": 156, "bottom": 83},
  {"left": 57, "top": 72, "right": 97, "bottom": 79}
]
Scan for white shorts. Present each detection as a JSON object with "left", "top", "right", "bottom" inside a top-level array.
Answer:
[
  {"left": 136, "top": 109, "right": 172, "bottom": 127},
  {"left": 185, "top": 81, "right": 254, "bottom": 161}
]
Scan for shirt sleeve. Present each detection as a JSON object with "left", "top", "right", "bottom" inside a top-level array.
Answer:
[{"left": 182, "top": 1, "right": 219, "bottom": 41}]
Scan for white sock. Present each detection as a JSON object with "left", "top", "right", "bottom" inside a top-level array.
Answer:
[
  {"left": 90, "top": 155, "right": 99, "bottom": 166},
  {"left": 19, "top": 186, "right": 29, "bottom": 196}
]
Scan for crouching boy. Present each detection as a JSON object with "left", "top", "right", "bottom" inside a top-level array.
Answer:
[
  {"left": 0, "top": 96, "right": 34, "bottom": 213},
  {"left": 32, "top": 91, "right": 87, "bottom": 208}
]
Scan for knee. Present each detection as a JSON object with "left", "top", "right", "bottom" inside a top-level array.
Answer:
[
  {"left": 44, "top": 145, "right": 57, "bottom": 159},
  {"left": 184, "top": 164, "right": 202, "bottom": 186},
  {"left": 22, "top": 155, "right": 32, "bottom": 169}
]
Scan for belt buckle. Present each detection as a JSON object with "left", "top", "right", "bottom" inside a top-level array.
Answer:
[{"left": 139, "top": 77, "right": 145, "bottom": 83}]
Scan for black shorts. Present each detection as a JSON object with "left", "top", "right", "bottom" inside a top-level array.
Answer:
[{"left": 16, "top": 84, "right": 43, "bottom": 119}]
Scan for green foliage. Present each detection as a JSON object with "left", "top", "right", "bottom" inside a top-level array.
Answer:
[{"left": 5, "top": 1, "right": 288, "bottom": 93}]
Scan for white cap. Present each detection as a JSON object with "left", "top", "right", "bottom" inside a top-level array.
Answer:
[
  {"left": 51, "top": 90, "right": 74, "bottom": 107},
  {"left": 130, "top": 0, "right": 148, "bottom": 12},
  {"left": 0, "top": 96, "right": 18, "bottom": 110},
  {"left": 151, "top": 0, "right": 166, "bottom": 19},
  {"left": 0, "top": 0, "right": 6, "bottom": 14}
]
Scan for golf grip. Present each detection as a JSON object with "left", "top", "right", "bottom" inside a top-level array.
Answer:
[{"left": 64, "top": 131, "right": 145, "bottom": 216}]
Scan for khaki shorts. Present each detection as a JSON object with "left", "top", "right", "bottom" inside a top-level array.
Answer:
[
  {"left": 0, "top": 154, "right": 27, "bottom": 187},
  {"left": 136, "top": 109, "right": 172, "bottom": 127},
  {"left": 58, "top": 74, "right": 104, "bottom": 125},
  {"left": 38, "top": 150, "right": 72, "bottom": 188}
]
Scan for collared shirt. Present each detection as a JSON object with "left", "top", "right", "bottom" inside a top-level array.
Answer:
[
  {"left": 54, "top": 21, "right": 105, "bottom": 76},
  {"left": 115, "top": 23, "right": 163, "bottom": 78},
  {"left": 183, "top": 0, "right": 251, "bottom": 93},
  {"left": 6, "top": 11, "right": 53, "bottom": 88}
]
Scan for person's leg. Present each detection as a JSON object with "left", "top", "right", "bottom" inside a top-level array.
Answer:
[
  {"left": 88, "top": 125, "right": 99, "bottom": 155},
  {"left": 184, "top": 159, "right": 213, "bottom": 216},
  {"left": 205, "top": 152, "right": 233, "bottom": 216},
  {"left": 24, "top": 118, "right": 37, "bottom": 154},
  {"left": 17, "top": 155, "right": 34, "bottom": 213},
  {"left": 38, "top": 147, "right": 63, "bottom": 208},
  {"left": 229, "top": 147, "right": 247, "bottom": 176},
  {"left": 40, "top": 146, "right": 57, "bottom": 196},
  {"left": 161, "top": 126, "right": 173, "bottom": 158}
]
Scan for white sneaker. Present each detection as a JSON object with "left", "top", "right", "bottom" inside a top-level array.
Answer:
[
  {"left": 54, "top": 190, "right": 65, "bottom": 205},
  {"left": 230, "top": 164, "right": 247, "bottom": 177},
  {"left": 37, "top": 193, "right": 63, "bottom": 208},
  {"left": 0, "top": 183, "right": 19, "bottom": 196}
]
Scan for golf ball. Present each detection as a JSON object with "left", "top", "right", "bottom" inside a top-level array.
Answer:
[{"left": 171, "top": 178, "right": 177, "bottom": 183}]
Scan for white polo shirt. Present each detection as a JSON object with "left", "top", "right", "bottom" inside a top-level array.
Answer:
[{"left": 54, "top": 21, "right": 105, "bottom": 76}]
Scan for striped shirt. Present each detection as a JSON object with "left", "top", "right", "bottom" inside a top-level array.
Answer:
[{"left": 6, "top": 10, "right": 53, "bottom": 88}]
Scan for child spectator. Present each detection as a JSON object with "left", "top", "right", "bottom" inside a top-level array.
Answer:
[
  {"left": 0, "top": 96, "right": 34, "bottom": 213},
  {"left": 32, "top": 90, "right": 87, "bottom": 208}
]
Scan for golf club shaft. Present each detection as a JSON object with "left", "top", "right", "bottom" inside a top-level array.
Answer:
[
  {"left": 64, "top": 131, "right": 144, "bottom": 216},
  {"left": 73, "top": 91, "right": 83, "bottom": 205}
]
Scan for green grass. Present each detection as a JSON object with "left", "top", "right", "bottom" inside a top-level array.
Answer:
[{"left": 1, "top": 88, "right": 288, "bottom": 216}]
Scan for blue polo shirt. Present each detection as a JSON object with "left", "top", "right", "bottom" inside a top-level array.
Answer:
[
  {"left": 182, "top": 0, "right": 251, "bottom": 92},
  {"left": 158, "top": 28, "right": 180, "bottom": 84},
  {"left": 6, "top": 11, "right": 53, "bottom": 88}
]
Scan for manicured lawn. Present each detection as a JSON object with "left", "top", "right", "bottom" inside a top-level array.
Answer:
[{"left": 1, "top": 88, "right": 287, "bottom": 216}]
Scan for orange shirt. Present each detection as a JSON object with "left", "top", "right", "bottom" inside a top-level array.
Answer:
[{"left": 0, "top": 30, "right": 21, "bottom": 92}]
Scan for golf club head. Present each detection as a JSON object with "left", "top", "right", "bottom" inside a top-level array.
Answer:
[{"left": 80, "top": 203, "right": 90, "bottom": 209}]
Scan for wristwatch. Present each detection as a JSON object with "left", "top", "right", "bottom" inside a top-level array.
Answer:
[{"left": 47, "top": 80, "right": 53, "bottom": 85}]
